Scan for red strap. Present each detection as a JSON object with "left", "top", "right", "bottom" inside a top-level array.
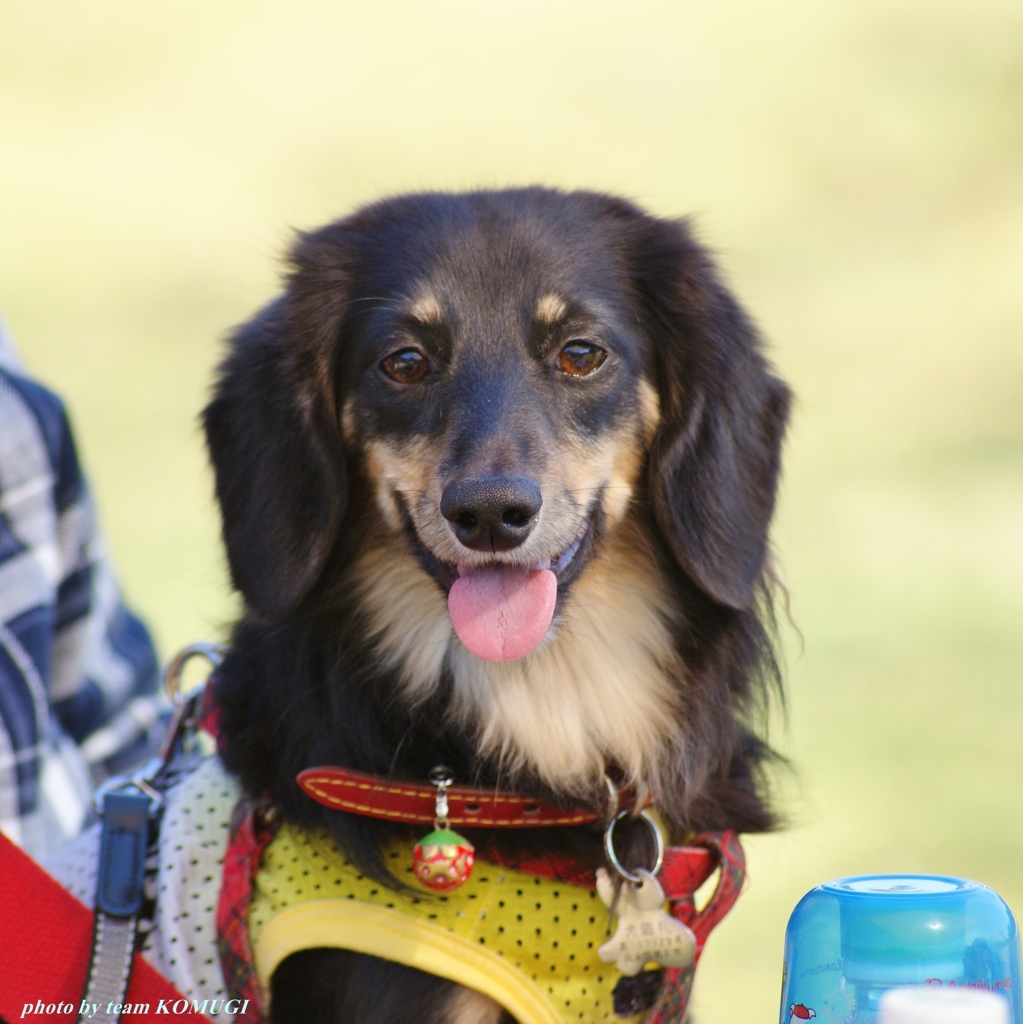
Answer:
[
  {"left": 665, "top": 831, "right": 745, "bottom": 955},
  {"left": 482, "top": 841, "right": 720, "bottom": 894},
  {"left": 646, "top": 830, "right": 747, "bottom": 1024},
  {"left": 478, "top": 850, "right": 600, "bottom": 889},
  {"left": 658, "top": 845, "right": 717, "bottom": 905},
  {"left": 0, "top": 831, "right": 209, "bottom": 1024},
  {"left": 297, "top": 766, "right": 634, "bottom": 827},
  {"left": 216, "top": 798, "right": 278, "bottom": 1023}
]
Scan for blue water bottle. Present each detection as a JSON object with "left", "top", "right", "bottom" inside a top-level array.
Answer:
[{"left": 780, "top": 875, "right": 1023, "bottom": 1023}]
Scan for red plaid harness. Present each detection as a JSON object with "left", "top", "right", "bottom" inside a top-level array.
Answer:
[{"left": 214, "top": 789, "right": 746, "bottom": 1023}]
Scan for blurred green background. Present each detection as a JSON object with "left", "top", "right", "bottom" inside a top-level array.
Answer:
[{"left": 1, "top": 0, "right": 1021, "bottom": 1018}]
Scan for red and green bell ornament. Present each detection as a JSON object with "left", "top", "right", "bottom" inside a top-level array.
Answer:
[
  {"left": 413, "top": 767, "right": 475, "bottom": 892},
  {"left": 412, "top": 827, "right": 475, "bottom": 892}
]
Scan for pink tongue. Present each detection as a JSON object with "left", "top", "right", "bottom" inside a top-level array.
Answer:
[{"left": 448, "top": 568, "right": 557, "bottom": 661}]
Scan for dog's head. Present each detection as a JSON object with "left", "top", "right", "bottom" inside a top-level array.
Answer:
[{"left": 205, "top": 189, "right": 789, "bottom": 795}]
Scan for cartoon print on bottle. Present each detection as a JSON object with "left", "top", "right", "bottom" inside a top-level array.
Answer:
[{"left": 789, "top": 1004, "right": 817, "bottom": 1024}]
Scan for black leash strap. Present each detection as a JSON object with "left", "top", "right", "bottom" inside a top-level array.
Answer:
[{"left": 78, "top": 790, "right": 152, "bottom": 1023}]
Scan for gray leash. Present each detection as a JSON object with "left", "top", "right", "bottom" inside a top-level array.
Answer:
[{"left": 77, "top": 643, "right": 225, "bottom": 1024}]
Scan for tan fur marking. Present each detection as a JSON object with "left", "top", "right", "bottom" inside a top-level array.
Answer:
[
  {"left": 362, "top": 437, "right": 440, "bottom": 533},
  {"left": 341, "top": 396, "right": 357, "bottom": 445},
  {"left": 638, "top": 379, "right": 661, "bottom": 445},
  {"left": 352, "top": 538, "right": 453, "bottom": 688},
  {"left": 558, "top": 419, "right": 645, "bottom": 529},
  {"left": 445, "top": 988, "right": 505, "bottom": 1024},
  {"left": 409, "top": 292, "right": 444, "bottom": 324},
  {"left": 535, "top": 292, "right": 567, "bottom": 324},
  {"left": 606, "top": 435, "right": 645, "bottom": 526}
]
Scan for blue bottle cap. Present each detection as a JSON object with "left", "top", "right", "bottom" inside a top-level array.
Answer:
[
  {"left": 829, "top": 876, "right": 973, "bottom": 982},
  {"left": 780, "top": 875, "right": 1022, "bottom": 1024}
]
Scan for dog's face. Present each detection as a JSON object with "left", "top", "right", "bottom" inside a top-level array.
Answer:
[
  {"left": 340, "top": 207, "right": 661, "bottom": 661},
  {"left": 205, "top": 189, "right": 789, "bottom": 796}
]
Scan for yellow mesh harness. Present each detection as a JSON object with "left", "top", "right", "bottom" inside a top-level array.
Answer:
[{"left": 249, "top": 824, "right": 645, "bottom": 1024}]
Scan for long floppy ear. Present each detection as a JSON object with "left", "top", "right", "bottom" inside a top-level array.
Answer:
[
  {"left": 203, "top": 228, "right": 355, "bottom": 618},
  {"left": 634, "top": 217, "right": 791, "bottom": 610}
]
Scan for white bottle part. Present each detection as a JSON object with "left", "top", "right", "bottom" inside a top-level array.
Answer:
[{"left": 878, "top": 987, "right": 1009, "bottom": 1024}]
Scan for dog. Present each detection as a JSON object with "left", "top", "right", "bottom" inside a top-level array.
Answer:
[{"left": 203, "top": 188, "right": 790, "bottom": 1024}]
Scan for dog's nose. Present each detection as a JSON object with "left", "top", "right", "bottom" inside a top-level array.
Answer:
[{"left": 440, "top": 476, "right": 543, "bottom": 552}]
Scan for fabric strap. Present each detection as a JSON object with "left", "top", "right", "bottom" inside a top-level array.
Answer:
[
  {"left": 216, "top": 797, "right": 278, "bottom": 1022},
  {"left": 646, "top": 830, "right": 746, "bottom": 1024},
  {"left": 77, "top": 790, "right": 151, "bottom": 1023},
  {"left": 79, "top": 916, "right": 138, "bottom": 1020},
  {"left": 0, "top": 830, "right": 207, "bottom": 1024}
]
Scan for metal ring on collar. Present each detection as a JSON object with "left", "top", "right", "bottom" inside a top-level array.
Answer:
[{"left": 603, "top": 808, "right": 664, "bottom": 884}]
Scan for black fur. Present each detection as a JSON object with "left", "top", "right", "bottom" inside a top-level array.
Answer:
[
  {"left": 271, "top": 950, "right": 515, "bottom": 1024},
  {"left": 203, "top": 189, "right": 790, "bottom": 1023}
]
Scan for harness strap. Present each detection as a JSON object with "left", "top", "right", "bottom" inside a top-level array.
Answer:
[
  {"left": 0, "top": 831, "right": 207, "bottom": 1024},
  {"left": 77, "top": 791, "right": 152, "bottom": 1024},
  {"left": 297, "top": 766, "right": 638, "bottom": 827},
  {"left": 216, "top": 797, "right": 278, "bottom": 1023},
  {"left": 647, "top": 831, "right": 746, "bottom": 1024}
]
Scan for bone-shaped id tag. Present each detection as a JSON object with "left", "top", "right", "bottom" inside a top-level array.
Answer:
[{"left": 596, "top": 867, "right": 697, "bottom": 976}]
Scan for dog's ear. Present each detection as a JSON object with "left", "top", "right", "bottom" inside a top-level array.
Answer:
[
  {"left": 634, "top": 218, "right": 791, "bottom": 610},
  {"left": 203, "top": 230, "right": 355, "bottom": 618}
]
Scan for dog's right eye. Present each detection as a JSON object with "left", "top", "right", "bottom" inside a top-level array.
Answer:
[
  {"left": 380, "top": 348, "right": 429, "bottom": 384},
  {"left": 558, "top": 340, "right": 607, "bottom": 377}
]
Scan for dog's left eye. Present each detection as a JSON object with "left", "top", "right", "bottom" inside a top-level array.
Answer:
[
  {"left": 557, "top": 340, "right": 607, "bottom": 377},
  {"left": 380, "top": 348, "right": 429, "bottom": 383}
]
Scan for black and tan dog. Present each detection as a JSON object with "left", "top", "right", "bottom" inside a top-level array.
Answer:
[{"left": 204, "top": 188, "right": 790, "bottom": 1023}]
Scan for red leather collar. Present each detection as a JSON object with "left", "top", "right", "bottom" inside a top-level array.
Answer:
[{"left": 296, "top": 766, "right": 637, "bottom": 828}]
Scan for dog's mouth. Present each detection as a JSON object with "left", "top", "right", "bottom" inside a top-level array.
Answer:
[{"left": 400, "top": 505, "right": 597, "bottom": 663}]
